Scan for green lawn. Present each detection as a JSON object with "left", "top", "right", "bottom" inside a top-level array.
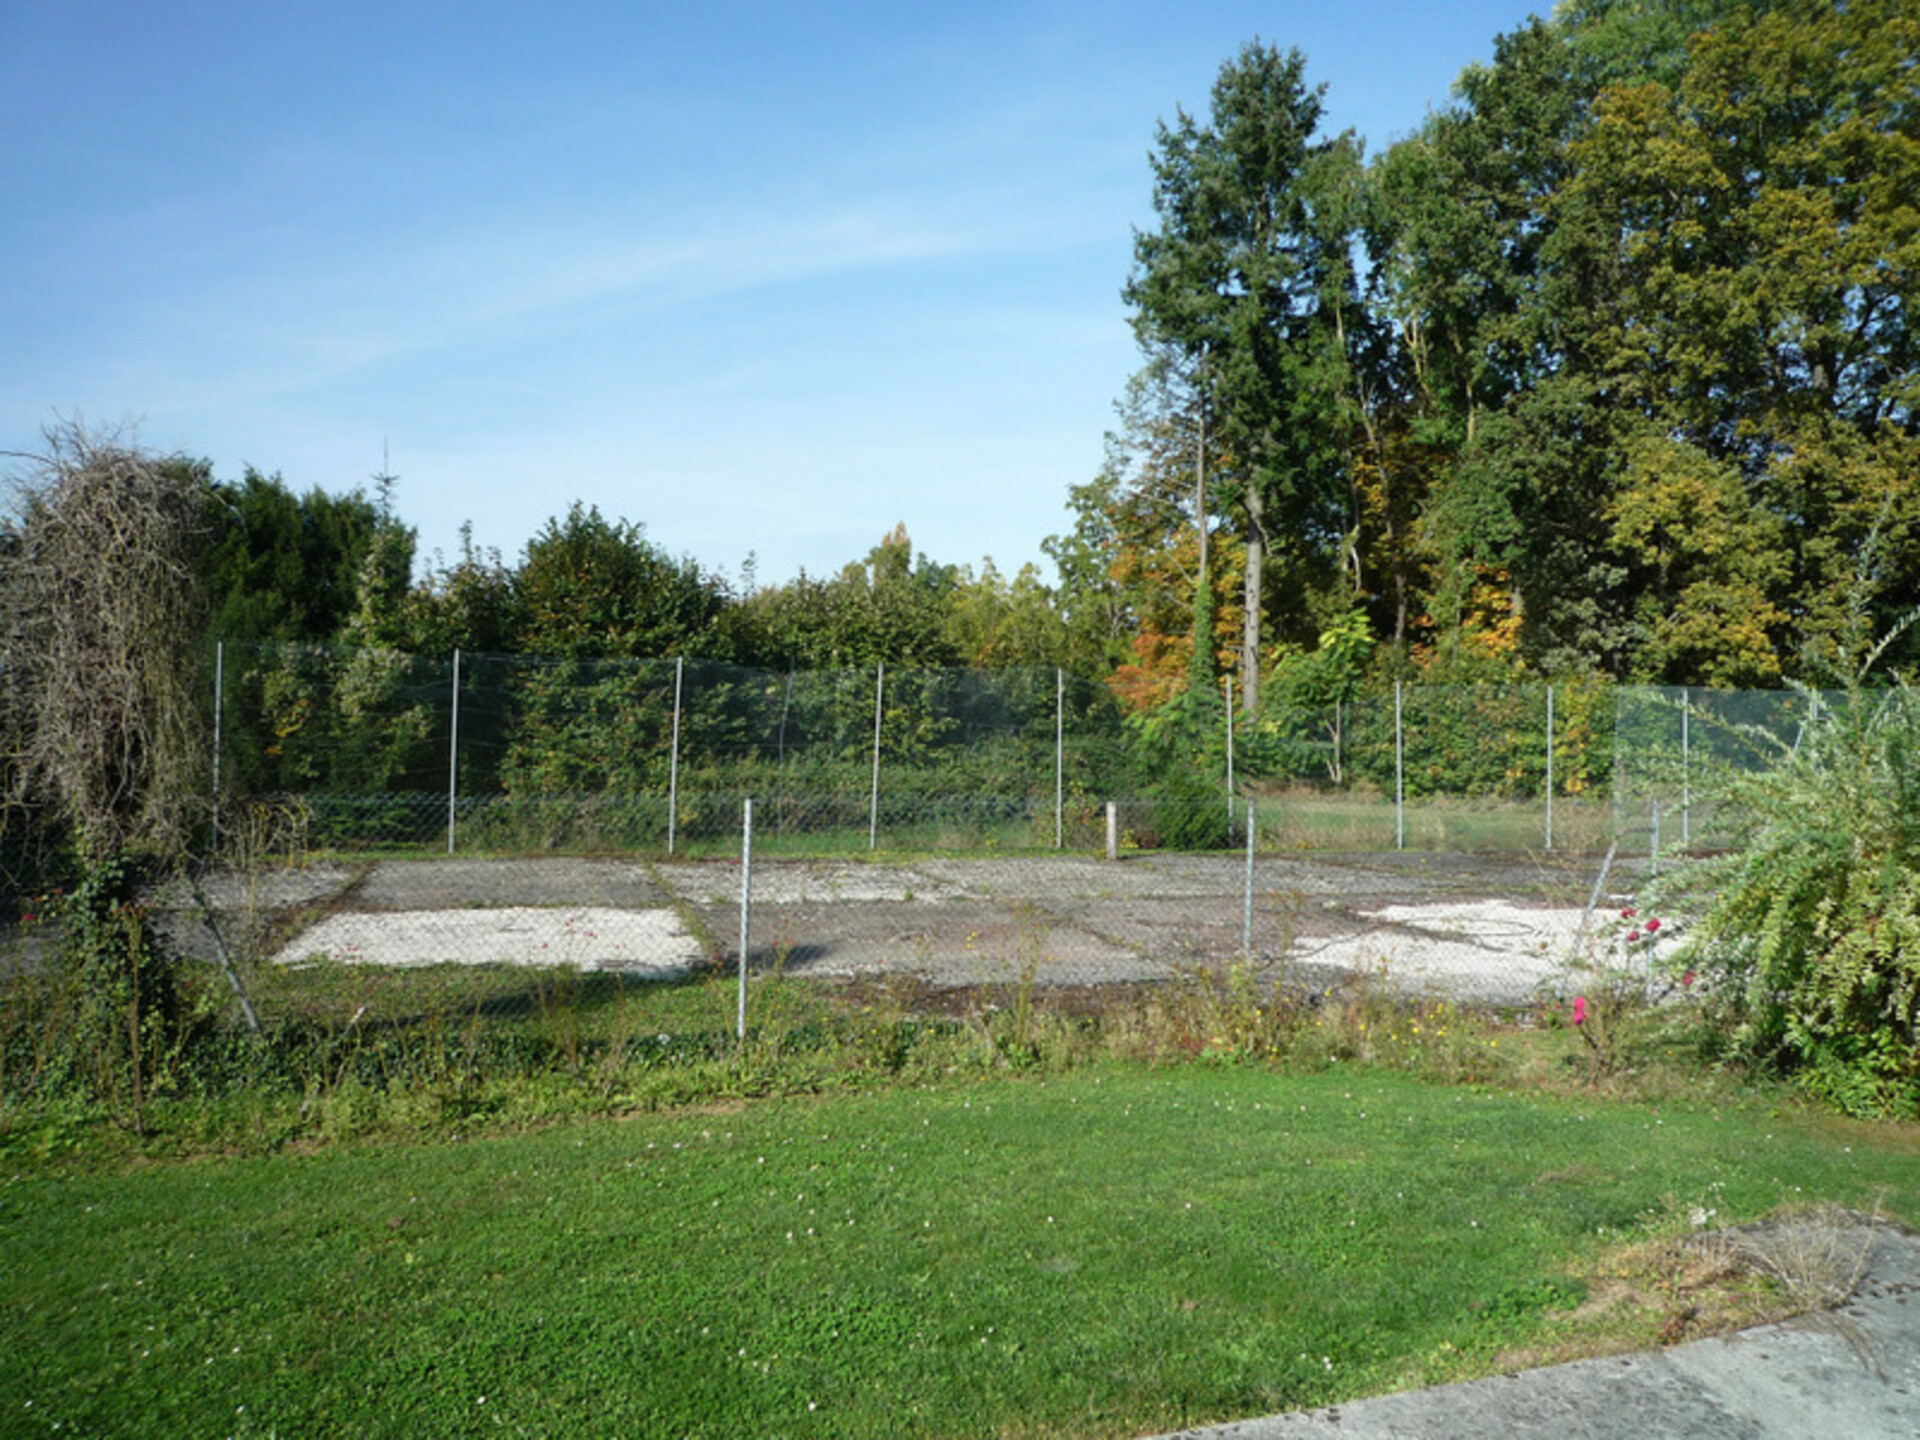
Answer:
[{"left": 6, "top": 1066, "right": 1914, "bottom": 1439}]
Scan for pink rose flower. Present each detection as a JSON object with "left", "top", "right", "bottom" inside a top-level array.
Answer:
[{"left": 1572, "top": 996, "right": 1588, "bottom": 1026}]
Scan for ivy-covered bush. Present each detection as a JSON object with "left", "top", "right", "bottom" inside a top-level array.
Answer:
[{"left": 10, "top": 848, "right": 217, "bottom": 1131}]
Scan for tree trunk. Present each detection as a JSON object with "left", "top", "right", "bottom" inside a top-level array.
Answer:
[
  {"left": 1188, "top": 389, "right": 1216, "bottom": 690},
  {"left": 1241, "top": 481, "right": 1265, "bottom": 715},
  {"left": 1195, "top": 395, "right": 1209, "bottom": 609}
]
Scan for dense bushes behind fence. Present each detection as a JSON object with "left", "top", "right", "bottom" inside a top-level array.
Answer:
[
  {"left": 201, "top": 642, "right": 1858, "bottom": 858},
  {"left": 211, "top": 645, "right": 1133, "bottom": 853}
]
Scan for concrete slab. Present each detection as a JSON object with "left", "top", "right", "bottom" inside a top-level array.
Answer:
[
  {"left": 1146, "top": 1224, "right": 1920, "bottom": 1440},
  {"left": 269, "top": 906, "right": 705, "bottom": 975},
  {"left": 200, "top": 851, "right": 1678, "bottom": 1010},
  {"left": 1296, "top": 899, "right": 1598, "bottom": 1007},
  {"left": 239, "top": 855, "right": 1643, "bottom": 1001},
  {"left": 151, "top": 865, "right": 356, "bottom": 912},
  {"left": 729, "top": 898, "right": 1159, "bottom": 986}
]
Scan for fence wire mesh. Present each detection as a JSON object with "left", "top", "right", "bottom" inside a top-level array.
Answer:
[
  {"left": 204, "top": 645, "right": 1667, "bottom": 861},
  {"left": 179, "top": 651, "right": 1876, "bottom": 1009},
  {"left": 210, "top": 645, "right": 1129, "bottom": 856}
]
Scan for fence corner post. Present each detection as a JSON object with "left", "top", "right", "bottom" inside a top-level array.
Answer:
[
  {"left": 212, "top": 639, "right": 225, "bottom": 855},
  {"left": 1394, "top": 679, "right": 1406, "bottom": 851},
  {"left": 868, "top": 662, "right": 884, "bottom": 852},
  {"left": 1055, "top": 667, "right": 1065, "bottom": 850},
  {"left": 668, "top": 655, "right": 685, "bottom": 857},
  {"left": 447, "top": 648, "right": 462, "bottom": 855},
  {"left": 1544, "top": 681, "right": 1554, "bottom": 854}
]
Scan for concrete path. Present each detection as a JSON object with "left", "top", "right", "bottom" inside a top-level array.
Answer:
[{"left": 1147, "top": 1225, "right": 1920, "bottom": 1440}]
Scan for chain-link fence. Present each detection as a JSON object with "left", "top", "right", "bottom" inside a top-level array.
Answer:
[
  {"left": 30, "top": 651, "right": 1870, "bottom": 991},
  {"left": 180, "top": 650, "right": 1739, "bottom": 1023},
  {"left": 210, "top": 645, "right": 1129, "bottom": 856},
  {"left": 26, "top": 657, "right": 1856, "bottom": 1109},
  {"left": 1610, "top": 685, "right": 1841, "bottom": 857},
  {"left": 203, "top": 646, "right": 1873, "bottom": 869}
]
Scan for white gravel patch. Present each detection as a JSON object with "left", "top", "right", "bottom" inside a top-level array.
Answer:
[
  {"left": 1295, "top": 899, "right": 1593, "bottom": 1004},
  {"left": 271, "top": 907, "right": 706, "bottom": 975}
]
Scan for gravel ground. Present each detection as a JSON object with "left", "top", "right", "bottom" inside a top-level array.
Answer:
[{"left": 163, "top": 849, "right": 1654, "bottom": 1006}]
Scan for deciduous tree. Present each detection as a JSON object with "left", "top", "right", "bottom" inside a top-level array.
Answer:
[
  {"left": 512, "top": 502, "right": 724, "bottom": 658},
  {"left": 1126, "top": 42, "right": 1361, "bottom": 713}
]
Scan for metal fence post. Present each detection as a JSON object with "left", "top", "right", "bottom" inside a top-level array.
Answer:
[
  {"left": 1545, "top": 682, "right": 1554, "bottom": 853},
  {"left": 1055, "top": 667, "right": 1065, "bottom": 850},
  {"left": 777, "top": 668, "right": 793, "bottom": 763},
  {"left": 868, "top": 662, "right": 884, "bottom": 852},
  {"left": 738, "top": 796, "right": 753, "bottom": 1041},
  {"left": 1394, "top": 680, "right": 1406, "bottom": 851},
  {"left": 447, "top": 648, "right": 461, "bottom": 854},
  {"left": 1242, "top": 799, "right": 1256, "bottom": 957},
  {"left": 1793, "top": 689, "right": 1814, "bottom": 756},
  {"left": 1106, "top": 801, "right": 1118, "bottom": 861},
  {"left": 668, "top": 656, "right": 684, "bottom": 855},
  {"left": 212, "top": 640, "right": 224, "bottom": 853},
  {"left": 1680, "top": 687, "right": 1691, "bottom": 849},
  {"left": 1224, "top": 674, "right": 1235, "bottom": 835}
]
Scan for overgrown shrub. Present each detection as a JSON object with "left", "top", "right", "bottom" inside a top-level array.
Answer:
[{"left": 1664, "top": 673, "right": 1920, "bottom": 1118}]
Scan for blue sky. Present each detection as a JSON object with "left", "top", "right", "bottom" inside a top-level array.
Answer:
[{"left": 2, "top": 0, "right": 1541, "bottom": 589}]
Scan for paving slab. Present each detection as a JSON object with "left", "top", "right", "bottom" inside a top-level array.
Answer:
[
  {"left": 653, "top": 859, "right": 965, "bottom": 906},
  {"left": 1294, "top": 898, "right": 1637, "bottom": 1007},
  {"left": 269, "top": 906, "right": 704, "bottom": 974},
  {"left": 233, "top": 854, "right": 1639, "bottom": 1000},
  {"left": 1146, "top": 1224, "right": 1920, "bottom": 1440}
]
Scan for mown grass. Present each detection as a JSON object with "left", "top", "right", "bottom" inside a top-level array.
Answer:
[{"left": 5, "top": 1064, "right": 1914, "bottom": 1439}]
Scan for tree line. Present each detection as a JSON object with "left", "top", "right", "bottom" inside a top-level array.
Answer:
[
  {"left": 203, "top": 477, "right": 1073, "bottom": 676},
  {"left": 1095, "top": 0, "right": 1918, "bottom": 718}
]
